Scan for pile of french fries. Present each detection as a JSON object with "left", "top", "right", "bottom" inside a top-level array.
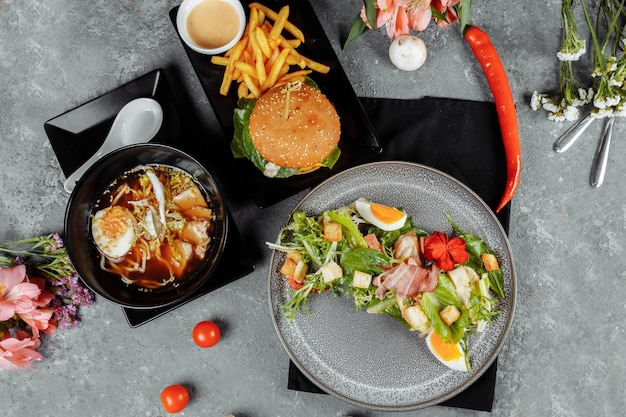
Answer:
[{"left": 210, "top": 2, "right": 330, "bottom": 99}]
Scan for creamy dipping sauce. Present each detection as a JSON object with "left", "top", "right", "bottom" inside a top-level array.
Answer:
[{"left": 186, "top": 0, "right": 240, "bottom": 49}]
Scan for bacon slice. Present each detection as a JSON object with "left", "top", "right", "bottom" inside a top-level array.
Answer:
[
  {"left": 363, "top": 233, "right": 383, "bottom": 252},
  {"left": 372, "top": 262, "right": 439, "bottom": 299}
]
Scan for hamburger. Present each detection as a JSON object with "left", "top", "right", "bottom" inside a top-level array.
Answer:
[{"left": 231, "top": 80, "right": 341, "bottom": 178}]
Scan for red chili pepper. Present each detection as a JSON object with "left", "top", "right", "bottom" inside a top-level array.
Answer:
[{"left": 464, "top": 25, "right": 521, "bottom": 213}]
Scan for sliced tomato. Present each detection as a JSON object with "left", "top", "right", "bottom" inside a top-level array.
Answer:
[{"left": 286, "top": 277, "right": 304, "bottom": 290}]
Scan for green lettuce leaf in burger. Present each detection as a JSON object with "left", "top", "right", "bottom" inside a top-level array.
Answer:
[{"left": 231, "top": 78, "right": 341, "bottom": 178}]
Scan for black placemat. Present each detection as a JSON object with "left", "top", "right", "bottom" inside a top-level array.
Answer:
[
  {"left": 287, "top": 95, "right": 510, "bottom": 412},
  {"left": 44, "top": 68, "right": 255, "bottom": 327}
]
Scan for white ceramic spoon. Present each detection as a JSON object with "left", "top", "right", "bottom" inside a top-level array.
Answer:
[{"left": 63, "top": 97, "right": 163, "bottom": 193}]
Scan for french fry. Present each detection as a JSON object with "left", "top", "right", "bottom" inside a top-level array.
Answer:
[
  {"left": 235, "top": 61, "right": 258, "bottom": 79},
  {"left": 264, "top": 48, "right": 280, "bottom": 74},
  {"left": 214, "top": 2, "right": 329, "bottom": 98},
  {"left": 286, "top": 54, "right": 306, "bottom": 69},
  {"left": 248, "top": 7, "right": 258, "bottom": 34},
  {"left": 219, "top": 41, "right": 245, "bottom": 95},
  {"left": 276, "top": 69, "right": 312, "bottom": 84},
  {"left": 210, "top": 56, "right": 229, "bottom": 66},
  {"left": 255, "top": 27, "right": 272, "bottom": 58},
  {"left": 269, "top": 5, "right": 289, "bottom": 40},
  {"left": 249, "top": 2, "right": 305, "bottom": 42},
  {"left": 257, "top": 9, "right": 265, "bottom": 25},
  {"left": 248, "top": 32, "right": 267, "bottom": 86},
  {"left": 243, "top": 73, "right": 261, "bottom": 98},
  {"left": 263, "top": 47, "right": 290, "bottom": 89},
  {"left": 237, "top": 82, "right": 249, "bottom": 99},
  {"left": 302, "top": 56, "right": 330, "bottom": 74},
  {"left": 282, "top": 38, "right": 301, "bottom": 48}
]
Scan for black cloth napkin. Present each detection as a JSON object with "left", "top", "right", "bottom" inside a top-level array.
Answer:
[{"left": 288, "top": 96, "right": 510, "bottom": 412}]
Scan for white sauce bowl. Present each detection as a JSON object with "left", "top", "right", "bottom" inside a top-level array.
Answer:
[{"left": 176, "top": 0, "right": 246, "bottom": 55}]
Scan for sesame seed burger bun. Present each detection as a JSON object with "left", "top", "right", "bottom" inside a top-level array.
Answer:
[{"left": 249, "top": 83, "right": 340, "bottom": 171}]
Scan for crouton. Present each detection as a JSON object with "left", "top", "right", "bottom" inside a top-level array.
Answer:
[
  {"left": 404, "top": 304, "right": 430, "bottom": 332},
  {"left": 320, "top": 261, "right": 343, "bottom": 283},
  {"left": 286, "top": 251, "right": 302, "bottom": 263},
  {"left": 279, "top": 251, "right": 308, "bottom": 282},
  {"left": 352, "top": 270, "right": 372, "bottom": 289},
  {"left": 280, "top": 257, "right": 297, "bottom": 278},
  {"left": 292, "top": 260, "right": 308, "bottom": 283},
  {"left": 481, "top": 253, "right": 500, "bottom": 271},
  {"left": 439, "top": 305, "right": 461, "bottom": 326},
  {"left": 323, "top": 222, "right": 342, "bottom": 242}
]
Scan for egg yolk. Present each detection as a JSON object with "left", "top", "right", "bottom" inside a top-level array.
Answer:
[
  {"left": 430, "top": 331, "right": 463, "bottom": 362},
  {"left": 370, "top": 203, "right": 405, "bottom": 225},
  {"left": 99, "top": 206, "right": 133, "bottom": 240}
]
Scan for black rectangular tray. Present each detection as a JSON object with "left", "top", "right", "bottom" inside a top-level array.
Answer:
[
  {"left": 170, "top": 0, "right": 382, "bottom": 207},
  {"left": 44, "top": 68, "right": 255, "bottom": 327}
]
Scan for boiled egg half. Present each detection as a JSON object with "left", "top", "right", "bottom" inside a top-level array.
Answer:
[
  {"left": 425, "top": 330, "right": 470, "bottom": 372},
  {"left": 355, "top": 198, "right": 407, "bottom": 231},
  {"left": 91, "top": 206, "right": 137, "bottom": 261}
]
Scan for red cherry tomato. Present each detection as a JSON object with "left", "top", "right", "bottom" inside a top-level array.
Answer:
[
  {"left": 192, "top": 320, "right": 221, "bottom": 348},
  {"left": 160, "top": 384, "right": 189, "bottom": 414}
]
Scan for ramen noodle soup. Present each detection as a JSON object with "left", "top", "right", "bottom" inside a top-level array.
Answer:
[{"left": 91, "top": 165, "right": 215, "bottom": 289}]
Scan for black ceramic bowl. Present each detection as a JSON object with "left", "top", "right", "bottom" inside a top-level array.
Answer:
[{"left": 64, "top": 144, "right": 228, "bottom": 309}]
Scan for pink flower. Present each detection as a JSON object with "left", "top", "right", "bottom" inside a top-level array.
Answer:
[
  {"left": 0, "top": 265, "right": 41, "bottom": 321},
  {"left": 0, "top": 329, "right": 43, "bottom": 371},
  {"left": 0, "top": 267, "right": 56, "bottom": 337},
  {"left": 18, "top": 308, "right": 55, "bottom": 338},
  {"left": 432, "top": 0, "right": 460, "bottom": 28},
  {"left": 406, "top": 0, "right": 434, "bottom": 32},
  {"left": 360, "top": 0, "right": 436, "bottom": 39}
]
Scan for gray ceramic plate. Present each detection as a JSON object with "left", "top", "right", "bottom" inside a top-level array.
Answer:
[{"left": 268, "top": 161, "right": 517, "bottom": 410}]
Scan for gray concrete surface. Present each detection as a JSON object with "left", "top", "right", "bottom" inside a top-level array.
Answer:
[{"left": 1, "top": 0, "right": 625, "bottom": 416}]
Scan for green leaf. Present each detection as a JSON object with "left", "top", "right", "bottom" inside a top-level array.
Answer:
[
  {"left": 430, "top": 5, "right": 447, "bottom": 22},
  {"left": 340, "top": 247, "right": 392, "bottom": 278},
  {"left": 366, "top": 291, "right": 409, "bottom": 328},
  {"left": 364, "top": 0, "right": 377, "bottom": 29},
  {"left": 456, "top": 0, "right": 473, "bottom": 35},
  {"left": 366, "top": 291, "right": 397, "bottom": 314},
  {"left": 343, "top": 0, "right": 377, "bottom": 49},
  {"left": 421, "top": 292, "right": 454, "bottom": 342},
  {"left": 343, "top": 13, "right": 367, "bottom": 49}
]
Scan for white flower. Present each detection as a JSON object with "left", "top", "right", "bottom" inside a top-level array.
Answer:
[
  {"left": 578, "top": 87, "right": 593, "bottom": 101},
  {"left": 530, "top": 91, "right": 544, "bottom": 110},
  {"left": 607, "top": 95, "right": 620, "bottom": 107},
  {"left": 557, "top": 40, "right": 586, "bottom": 61},
  {"left": 563, "top": 105, "right": 579, "bottom": 121},
  {"left": 615, "top": 103, "right": 626, "bottom": 117},
  {"left": 548, "top": 112, "right": 566, "bottom": 122},
  {"left": 542, "top": 99, "right": 560, "bottom": 113},
  {"left": 595, "top": 108, "right": 614, "bottom": 118}
]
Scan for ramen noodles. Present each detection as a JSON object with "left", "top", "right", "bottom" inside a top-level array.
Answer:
[{"left": 91, "top": 165, "right": 215, "bottom": 289}]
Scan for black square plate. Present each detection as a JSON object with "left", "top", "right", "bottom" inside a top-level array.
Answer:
[
  {"left": 44, "top": 68, "right": 255, "bottom": 327},
  {"left": 170, "top": 0, "right": 382, "bottom": 207}
]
